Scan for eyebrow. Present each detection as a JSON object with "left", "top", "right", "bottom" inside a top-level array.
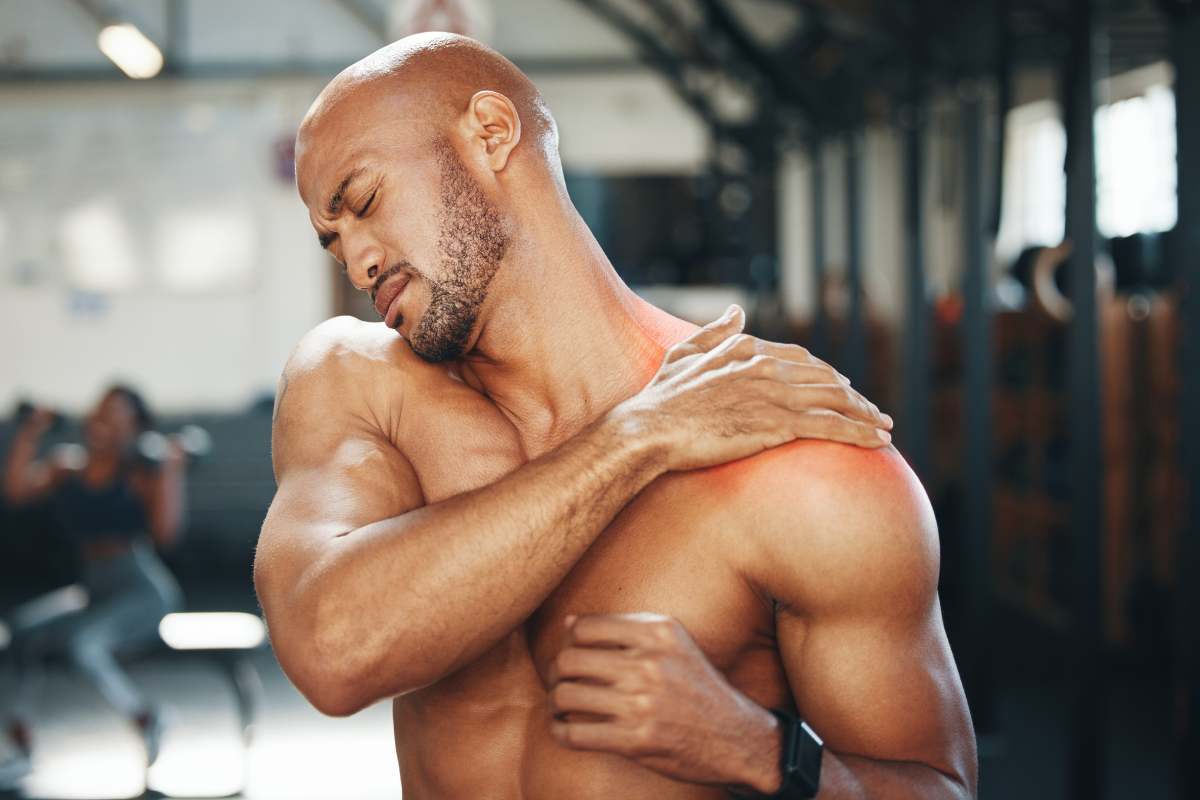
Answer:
[
  {"left": 316, "top": 167, "right": 366, "bottom": 250},
  {"left": 327, "top": 168, "right": 365, "bottom": 215}
]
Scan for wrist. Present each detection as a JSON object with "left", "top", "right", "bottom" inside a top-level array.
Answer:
[
  {"left": 600, "top": 401, "right": 670, "bottom": 480},
  {"left": 16, "top": 423, "right": 48, "bottom": 441},
  {"left": 736, "top": 705, "right": 785, "bottom": 795}
]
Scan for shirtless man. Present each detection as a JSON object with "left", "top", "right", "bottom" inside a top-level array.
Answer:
[{"left": 255, "top": 33, "right": 976, "bottom": 799}]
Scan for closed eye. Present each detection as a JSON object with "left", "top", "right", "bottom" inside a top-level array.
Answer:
[{"left": 356, "top": 188, "right": 378, "bottom": 219}]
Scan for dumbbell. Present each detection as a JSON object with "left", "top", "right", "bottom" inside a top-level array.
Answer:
[{"left": 132, "top": 425, "right": 213, "bottom": 467}]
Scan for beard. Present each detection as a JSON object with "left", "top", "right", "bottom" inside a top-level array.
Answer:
[{"left": 407, "top": 140, "right": 510, "bottom": 363}]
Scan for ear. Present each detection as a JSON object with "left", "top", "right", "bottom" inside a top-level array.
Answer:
[{"left": 462, "top": 90, "right": 522, "bottom": 172}]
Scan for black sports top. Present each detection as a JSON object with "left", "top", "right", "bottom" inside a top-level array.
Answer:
[{"left": 52, "top": 463, "right": 148, "bottom": 543}]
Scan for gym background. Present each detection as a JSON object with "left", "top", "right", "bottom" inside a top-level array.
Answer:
[{"left": 0, "top": 0, "right": 1195, "bottom": 798}]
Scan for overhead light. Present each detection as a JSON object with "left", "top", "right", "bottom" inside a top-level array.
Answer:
[
  {"left": 159, "top": 612, "right": 268, "bottom": 650},
  {"left": 97, "top": 22, "right": 163, "bottom": 79}
]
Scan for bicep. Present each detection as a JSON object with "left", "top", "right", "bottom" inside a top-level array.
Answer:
[
  {"left": 777, "top": 596, "right": 974, "bottom": 779},
  {"left": 750, "top": 444, "right": 975, "bottom": 785},
  {"left": 255, "top": 365, "right": 424, "bottom": 622}
]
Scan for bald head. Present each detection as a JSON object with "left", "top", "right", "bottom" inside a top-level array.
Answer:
[
  {"left": 294, "top": 34, "right": 572, "bottom": 362},
  {"left": 298, "top": 32, "right": 559, "bottom": 177}
]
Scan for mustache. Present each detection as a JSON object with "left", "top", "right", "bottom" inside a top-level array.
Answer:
[{"left": 369, "top": 262, "right": 412, "bottom": 304}]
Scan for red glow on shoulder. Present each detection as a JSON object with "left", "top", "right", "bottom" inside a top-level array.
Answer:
[{"left": 696, "top": 440, "right": 907, "bottom": 498}]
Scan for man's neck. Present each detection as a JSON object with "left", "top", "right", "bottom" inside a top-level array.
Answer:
[{"left": 458, "top": 210, "right": 695, "bottom": 457}]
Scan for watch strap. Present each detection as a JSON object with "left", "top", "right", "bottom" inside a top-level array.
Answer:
[{"left": 767, "top": 709, "right": 823, "bottom": 799}]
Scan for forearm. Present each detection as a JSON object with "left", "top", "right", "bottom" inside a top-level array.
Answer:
[
  {"left": 147, "top": 462, "right": 186, "bottom": 547},
  {"left": 296, "top": 411, "right": 665, "bottom": 710},
  {"left": 738, "top": 714, "right": 973, "bottom": 799},
  {"left": 3, "top": 427, "right": 44, "bottom": 502},
  {"left": 806, "top": 751, "right": 972, "bottom": 799}
]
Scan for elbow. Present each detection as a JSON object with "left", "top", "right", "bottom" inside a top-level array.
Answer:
[
  {"left": 279, "top": 608, "right": 429, "bottom": 717},
  {"left": 302, "top": 669, "right": 372, "bottom": 718},
  {"left": 273, "top": 623, "right": 375, "bottom": 717},
  {"left": 943, "top": 761, "right": 977, "bottom": 800}
]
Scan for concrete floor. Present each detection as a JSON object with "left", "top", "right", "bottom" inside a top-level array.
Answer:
[
  {"left": 0, "top": 583, "right": 1174, "bottom": 800},
  {"left": 2, "top": 648, "right": 400, "bottom": 800}
]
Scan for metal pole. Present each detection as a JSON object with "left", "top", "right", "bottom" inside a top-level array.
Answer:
[
  {"left": 1063, "top": 1, "right": 1104, "bottom": 797},
  {"left": 165, "top": 0, "right": 186, "bottom": 75},
  {"left": 1168, "top": 3, "right": 1200, "bottom": 797},
  {"left": 844, "top": 132, "right": 868, "bottom": 388},
  {"left": 961, "top": 82, "right": 996, "bottom": 735},
  {"left": 810, "top": 139, "right": 830, "bottom": 359},
  {"left": 902, "top": 105, "right": 930, "bottom": 483}
]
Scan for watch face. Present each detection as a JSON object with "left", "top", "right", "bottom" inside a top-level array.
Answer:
[
  {"left": 799, "top": 720, "right": 824, "bottom": 748},
  {"left": 794, "top": 720, "right": 823, "bottom": 798}
]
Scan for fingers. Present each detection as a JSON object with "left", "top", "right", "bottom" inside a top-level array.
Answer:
[
  {"left": 549, "top": 680, "right": 625, "bottom": 719},
  {"left": 551, "top": 718, "right": 643, "bottom": 755},
  {"left": 548, "top": 646, "right": 630, "bottom": 686},
  {"left": 565, "top": 612, "right": 676, "bottom": 651},
  {"left": 705, "top": 335, "right": 857, "bottom": 392},
  {"left": 754, "top": 340, "right": 848, "bottom": 383},
  {"left": 785, "top": 379, "right": 890, "bottom": 429},
  {"left": 790, "top": 408, "right": 892, "bottom": 448},
  {"left": 663, "top": 305, "right": 745, "bottom": 364}
]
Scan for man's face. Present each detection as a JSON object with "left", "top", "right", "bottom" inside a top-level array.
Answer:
[{"left": 298, "top": 119, "right": 510, "bottom": 363}]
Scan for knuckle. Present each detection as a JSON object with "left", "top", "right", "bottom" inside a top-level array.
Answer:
[
  {"left": 746, "top": 354, "right": 775, "bottom": 377},
  {"left": 638, "top": 719, "right": 661, "bottom": 748},
  {"left": 727, "top": 333, "right": 753, "bottom": 354},
  {"left": 630, "top": 692, "right": 655, "bottom": 717},
  {"left": 652, "top": 619, "right": 678, "bottom": 643},
  {"left": 671, "top": 341, "right": 698, "bottom": 357},
  {"left": 555, "top": 649, "right": 577, "bottom": 673},
  {"left": 630, "top": 723, "right": 652, "bottom": 750},
  {"left": 639, "top": 656, "right": 664, "bottom": 685}
]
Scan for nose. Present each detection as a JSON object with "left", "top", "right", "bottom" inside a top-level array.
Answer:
[{"left": 343, "top": 232, "right": 384, "bottom": 291}]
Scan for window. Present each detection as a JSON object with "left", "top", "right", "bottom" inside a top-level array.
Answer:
[
  {"left": 59, "top": 198, "right": 139, "bottom": 292},
  {"left": 154, "top": 208, "right": 257, "bottom": 292},
  {"left": 998, "top": 82, "right": 1177, "bottom": 263},
  {"left": 1095, "top": 85, "right": 1177, "bottom": 238}
]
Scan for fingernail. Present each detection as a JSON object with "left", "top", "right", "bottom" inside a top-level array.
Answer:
[
  {"left": 882, "top": 413, "right": 894, "bottom": 428},
  {"left": 877, "top": 430, "right": 891, "bottom": 443}
]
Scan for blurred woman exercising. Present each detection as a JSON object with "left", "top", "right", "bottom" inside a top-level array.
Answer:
[{"left": 0, "top": 385, "right": 185, "bottom": 782}]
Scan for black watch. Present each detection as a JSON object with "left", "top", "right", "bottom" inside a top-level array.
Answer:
[{"left": 767, "top": 709, "right": 823, "bottom": 798}]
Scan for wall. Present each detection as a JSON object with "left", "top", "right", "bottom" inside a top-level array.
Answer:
[
  {"left": 0, "top": 79, "right": 332, "bottom": 414},
  {"left": 0, "top": 66, "right": 709, "bottom": 415}
]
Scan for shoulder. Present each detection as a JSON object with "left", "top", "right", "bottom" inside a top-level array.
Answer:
[
  {"left": 714, "top": 440, "right": 939, "bottom": 616},
  {"left": 282, "top": 315, "right": 418, "bottom": 384},
  {"left": 272, "top": 317, "right": 419, "bottom": 471},
  {"left": 276, "top": 316, "right": 434, "bottom": 420}
]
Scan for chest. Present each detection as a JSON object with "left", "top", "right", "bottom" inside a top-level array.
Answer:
[
  {"left": 526, "top": 473, "right": 774, "bottom": 679},
  {"left": 401, "top": 373, "right": 777, "bottom": 676}
]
